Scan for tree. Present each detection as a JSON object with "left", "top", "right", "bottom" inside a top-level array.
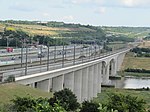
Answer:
[{"left": 49, "top": 88, "right": 80, "bottom": 111}]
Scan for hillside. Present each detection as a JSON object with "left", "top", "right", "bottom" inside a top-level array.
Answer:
[
  {"left": 0, "top": 83, "right": 52, "bottom": 104},
  {"left": 102, "top": 26, "right": 150, "bottom": 38},
  {"left": 0, "top": 22, "right": 97, "bottom": 37}
]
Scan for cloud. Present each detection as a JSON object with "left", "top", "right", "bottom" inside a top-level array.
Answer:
[
  {"left": 9, "top": 2, "right": 35, "bottom": 12},
  {"left": 63, "top": 0, "right": 104, "bottom": 5},
  {"left": 121, "top": 0, "right": 150, "bottom": 8},
  {"left": 63, "top": 15, "right": 74, "bottom": 21},
  {"left": 94, "top": 7, "right": 106, "bottom": 14},
  {"left": 43, "top": 13, "right": 50, "bottom": 17}
]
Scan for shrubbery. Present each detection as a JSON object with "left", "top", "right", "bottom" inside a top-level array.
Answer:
[
  {"left": 131, "top": 47, "right": 150, "bottom": 57},
  {"left": 107, "top": 93, "right": 146, "bottom": 112},
  {"left": 124, "top": 68, "right": 150, "bottom": 73},
  {"left": 0, "top": 89, "right": 147, "bottom": 112}
]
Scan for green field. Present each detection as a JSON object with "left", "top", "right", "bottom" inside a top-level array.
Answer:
[
  {"left": 0, "top": 83, "right": 52, "bottom": 104},
  {"left": 121, "top": 52, "right": 150, "bottom": 70}
]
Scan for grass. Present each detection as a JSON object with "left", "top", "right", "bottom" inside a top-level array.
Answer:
[
  {"left": 0, "top": 83, "right": 52, "bottom": 104},
  {"left": 123, "top": 72, "right": 150, "bottom": 77},
  {"left": 0, "top": 24, "right": 5, "bottom": 32},
  {"left": 121, "top": 52, "right": 150, "bottom": 70},
  {"left": 94, "top": 88, "right": 150, "bottom": 109},
  {"left": 139, "top": 41, "right": 150, "bottom": 48}
]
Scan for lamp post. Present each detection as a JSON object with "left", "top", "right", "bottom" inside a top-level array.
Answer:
[
  {"left": 94, "top": 40, "right": 97, "bottom": 59},
  {"left": 62, "top": 37, "right": 64, "bottom": 68},
  {"left": 25, "top": 39, "right": 28, "bottom": 75},
  {"left": 21, "top": 39, "right": 24, "bottom": 68},
  {"left": 54, "top": 37, "right": 56, "bottom": 62},
  {"left": 40, "top": 45, "right": 42, "bottom": 65},
  {"left": 73, "top": 44, "right": 75, "bottom": 65},
  {"left": 89, "top": 44, "right": 91, "bottom": 60},
  {"left": 47, "top": 40, "right": 50, "bottom": 71},
  {"left": 99, "top": 44, "right": 101, "bottom": 58}
]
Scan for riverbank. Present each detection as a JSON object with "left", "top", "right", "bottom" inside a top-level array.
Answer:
[{"left": 123, "top": 72, "right": 150, "bottom": 77}]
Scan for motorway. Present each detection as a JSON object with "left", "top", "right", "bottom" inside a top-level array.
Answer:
[
  {"left": 0, "top": 45, "right": 101, "bottom": 68},
  {"left": 0, "top": 47, "right": 127, "bottom": 82},
  {"left": 0, "top": 45, "right": 103, "bottom": 80}
]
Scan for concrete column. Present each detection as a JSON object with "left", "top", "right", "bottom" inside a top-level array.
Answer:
[
  {"left": 117, "top": 53, "right": 125, "bottom": 71},
  {"left": 81, "top": 67, "right": 88, "bottom": 101},
  {"left": 52, "top": 75, "right": 64, "bottom": 92},
  {"left": 110, "top": 61, "right": 115, "bottom": 76},
  {"left": 88, "top": 66, "right": 94, "bottom": 100},
  {"left": 102, "top": 64, "right": 110, "bottom": 85},
  {"left": 114, "top": 60, "right": 117, "bottom": 75},
  {"left": 93, "top": 64, "right": 98, "bottom": 97},
  {"left": 29, "top": 83, "right": 35, "bottom": 88},
  {"left": 97, "top": 63, "right": 102, "bottom": 93},
  {"left": 74, "top": 69, "right": 82, "bottom": 102},
  {"left": 106, "top": 64, "right": 110, "bottom": 84},
  {"left": 36, "top": 79, "right": 51, "bottom": 92},
  {"left": 111, "top": 60, "right": 117, "bottom": 76},
  {"left": 64, "top": 72, "right": 74, "bottom": 92}
]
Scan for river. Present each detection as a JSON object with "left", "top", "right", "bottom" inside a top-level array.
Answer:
[{"left": 111, "top": 77, "right": 150, "bottom": 89}]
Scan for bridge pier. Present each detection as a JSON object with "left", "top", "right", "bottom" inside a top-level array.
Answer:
[
  {"left": 64, "top": 72, "right": 74, "bottom": 91},
  {"left": 88, "top": 66, "right": 94, "bottom": 100},
  {"left": 102, "top": 64, "right": 110, "bottom": 85},
  {"left": 98, "top": 63, "right": 102, "bottom": 93},
  {"left": 110, "top": 59, "right": 117, "bottom": 76},
  {"left": 93, "top": 64, "right": 98, "bottom": 97},
  {"left": 74, "top": 69, "right": 82, "bottom": 102},
  {"left": 81, "top": 67, "right": 89, "bottom": 101},
  {"left": 52, "top": 75, "right": 64, "bottom": 92},
  {"left": 117, "top": 53, "right": 125, "bottom": 71},
  {"left": 36, "top": 79, "right": 51, "bottom": 92}
]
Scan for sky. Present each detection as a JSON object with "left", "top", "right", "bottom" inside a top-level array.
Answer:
[{"left": 0, "top": 0, "right": 150, "bottom": 26}]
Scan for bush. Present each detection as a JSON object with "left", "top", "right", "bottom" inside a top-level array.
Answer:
[
  {"left": 4, "top": 75, "right": 15, "bottom": 83},
  {"left": 107, "top": 93, "right": 146, "bottom": 112},
  {"left": 34, "top": 98, "right": 66, "bottom": 112},
  {"left": 11, "top": 96, "right": 36, "bottom": 112},
  {"left": 124, "top": 68, "right": 150, "bottom": 73},
  {"left": 11, "top": 96, "right": 66, "bottom": 112},
  {"left": 80, "top": 101, "right": 99, "bottom": 112},
  {"left": 49, "top": 88, "right": 80, "bottom": 111}
]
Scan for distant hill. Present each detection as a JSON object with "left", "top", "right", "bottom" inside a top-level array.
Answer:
[
  {"left": 102, "top": 26, "right": 150, "bottom": 38},
  {"left": 0, "top": 20, "right": 99, "bottom": 37},
  {"left": 0, "top": 20, "right": 107, "bottom": 47},
  {"left": 1, "top": 20, "right": 148, "bottom": 47}
]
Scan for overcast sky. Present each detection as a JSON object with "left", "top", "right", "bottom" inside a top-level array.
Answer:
[{"left": 0, "top": 0, "right": 150, "bottom": 26}]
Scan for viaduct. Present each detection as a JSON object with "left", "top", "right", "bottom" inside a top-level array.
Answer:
[{"left": 15, "top": 48, "right": 129, "bottom": 102}]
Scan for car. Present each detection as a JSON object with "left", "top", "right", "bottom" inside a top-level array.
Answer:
[
  {"left": 38, "top": 53, "right": 45, "bottom": 58},
  {"left": 11, "top": 57, "right": 16, "bottom": 60}
]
